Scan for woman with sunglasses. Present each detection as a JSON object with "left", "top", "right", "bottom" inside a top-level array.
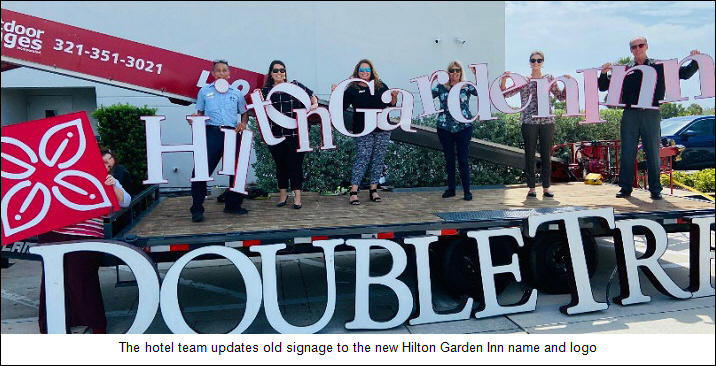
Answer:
[
  {"left": 331, "top": 59, "right": 397, "bottom": 205},
  {"left": 258, "top": 60, "right": 318, "bottom": 209},
  {"left": 500, "top": 50, "right": 567, "bottom": 198},
  {"left": 431, "top": 60, "right": 478, "bottom": 201}
]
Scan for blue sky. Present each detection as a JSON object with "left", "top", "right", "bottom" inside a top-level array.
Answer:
[{"left": 505, "top": 1, "right": 716, "bottom": 109}]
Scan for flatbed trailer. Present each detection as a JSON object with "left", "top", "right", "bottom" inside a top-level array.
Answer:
[{"left": 113, "top": 182, "right": 713, "bottom": 295}]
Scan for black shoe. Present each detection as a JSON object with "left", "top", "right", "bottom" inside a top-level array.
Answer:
[
  {"left": 276, "top": 197, "right": 288, "bottom": 207},
  {"left": 650, "top": 193, "right": 663, "bottom": 200},
  {"left": 293, "top": 204, "right": 302, "bottom": 209},
  {"left": 616, "top": 189, "right": 632, "bottom": 198},
  {"left": 463, "top": 192, "right": 473, "bottom": 201},
  {"left": 191, "top": 212, "right": 204, "bottom": 222},
  {"left": 442, "top": 189, "right": 456, "bottom": 198},
  {"left": 223, "top": 207, "right": 249, "bottom": 215},
  {"left": 543, "top": 191, "right": 554, "bottom": 198},
  {"left": 526, "top": 191, "right": 537, "bottom": 198}
]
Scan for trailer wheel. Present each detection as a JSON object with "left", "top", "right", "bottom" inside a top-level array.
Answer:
[
  {"left": 525, "top": 230, "right": 598, "bottom": 294},
  {"left": 440, "top": 236, "right": 512, "bottom": 301}
]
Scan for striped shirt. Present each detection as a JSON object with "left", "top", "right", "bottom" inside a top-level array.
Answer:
[{"left": 51, "top": 179, "right": 131, "bottom": 238}]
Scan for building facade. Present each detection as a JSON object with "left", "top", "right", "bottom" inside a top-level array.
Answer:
[{"left": 1, "top": 1, "right": 506, "bottom": 188}]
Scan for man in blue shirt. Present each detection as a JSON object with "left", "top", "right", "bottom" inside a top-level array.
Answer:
[{"left": 190, "top": 59, "right": 249, "bottom": 222}]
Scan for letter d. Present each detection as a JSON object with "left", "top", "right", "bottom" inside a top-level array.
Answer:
[{"left": 30, "top": 240, "right": 160, "bottom": 334}]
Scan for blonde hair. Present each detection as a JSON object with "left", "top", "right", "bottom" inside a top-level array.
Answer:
[
  {"left": 444, "top": 60, "right": 466, "bottom": 89},
  {"left": 530, "top": 50, "right": 544, "bottom": 61}
]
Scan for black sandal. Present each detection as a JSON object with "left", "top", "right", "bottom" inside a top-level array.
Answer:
[
  {"left": 369, "top": 189, "right": 382, "bottom": 202},
  {"left": 349, "top": 191, "right": 360, "bottom": 205}
]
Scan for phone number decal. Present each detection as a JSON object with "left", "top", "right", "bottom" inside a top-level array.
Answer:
[{"left": 52, "top": 38, "right": 163, "bottom": 75}]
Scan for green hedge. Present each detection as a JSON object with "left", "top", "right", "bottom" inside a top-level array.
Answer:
[
  {"left": 250, "top": 109, "right": 624, "bottom": 193},
  {"left": 92, "top": 104, "right": 157, "bottom": 194},
  {"left": 662, "top": 169, "right": 716, "bottom": 193}
]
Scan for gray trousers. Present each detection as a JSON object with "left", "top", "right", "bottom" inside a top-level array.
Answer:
[
  {"left": 619, "top": 108, "right": 662, "bottom": 195},
  {"left": 522, "top": 123, "right": 555, "bottom": 189}
]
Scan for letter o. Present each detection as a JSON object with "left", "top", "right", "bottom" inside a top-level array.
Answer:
[
  {"left": 160, "top": 245, "right": 262, "bottom": 334},
  {"left": 26, "top": 28, "right": 37, "bottom": 37},
  {"left": 15, "top": 25, "right": 25, "bottom": 35}
]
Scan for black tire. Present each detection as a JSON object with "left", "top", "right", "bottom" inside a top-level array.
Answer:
[
  {"left": 439, "top": 236, "right": 513, "bottom": 301},
  {"left": 525, "top": 230, "right": 598, "bottom": 294}
]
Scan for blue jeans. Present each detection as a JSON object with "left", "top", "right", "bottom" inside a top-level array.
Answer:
[{"left": 437, "top": 126, "right": 473, "bottom": 193}]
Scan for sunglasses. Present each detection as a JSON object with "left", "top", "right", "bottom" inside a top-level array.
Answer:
[
  {"left": 630, "top": 43, "right": 646, "bottom": 50},
  {"left": 358, "top": 68, "right": 371, "bottom": 73},
  {"left": 448, "top": 68, "right": 461, "bottom": 73},
  {"left": 212, "top": 59, "right": 229, "bottom": 66},
  {"left": 529, "top": 58, "right": 543, "bottom": 64},
  {"left": 272, "top": 68, "right": 286, "bottom": 73}
]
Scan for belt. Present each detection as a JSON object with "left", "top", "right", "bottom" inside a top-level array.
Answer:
[{"left": 207, "top": 125, "right": 234, "bottom": 129}]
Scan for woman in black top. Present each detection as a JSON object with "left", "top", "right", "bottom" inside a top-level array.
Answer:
[
  {"left": 259, "top": 60, "right": 318, "bottom": 209},
  {"left": 332, "top": 59, "right": 397, "bottom": 205}
]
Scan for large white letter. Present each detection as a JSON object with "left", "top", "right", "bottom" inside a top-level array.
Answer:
[
  {"left": 246, "top": 90, "right": 284, "bottom": 146},
  {"left": 613, "top": 219, "right": 691, "bottom": 305},
  {"left": 160, "top": 246, "right": 262, "bottom": 334},
  {"left": 688, "top": 216, "right": 715, "bottom": 298},
  {"left": 467, "top": 63, "right": 497, "bottom": 121},
  {"left": 378, "top": 89, "right": 416, "bottom": 133},
  {"left": 330, "top": 78, "right": 381, "bottom": 137},
  {"left": 251, "top": 240, "right": 342, "bottom": 333},
  {"left": 30, "top": 240, "right": 160, "bottom": 334},
  {"left": 142, "top": 115, "right": 210, "bottom": 184},
  {"left": 264, "top": 82, "right": 311, "bottom": 129},
  {"left": 295, "top": 107, "right": 335, "bottom": 152},
  {"left": 409, "top": 71, "right": 449, "bottom": 117},
  {"left": 602, "top": 65, "right": 658, "bottom": 110},
  {"left": 404, "top": 236, "right": 472, "bottom": 325},
  {"left": 526, "top": 208, "right": 615, "bottom": 315},
  {"left": 489, "top": 72, "right": 530, "bottom": 114},
  {"left": 345, "top": 239, "right": 413, "bottom": 329},
  {"left": 533, "top": 76, "right": 581, "bottom": 118},
  {"left": 577, "top": 67, "right": 607, "bottom": 124},
  {"left": 469, "top": 228, "right": 538, "bottom": 318},
  {"left": 229, "top": 130, "right": 254, "bottom": 195}
]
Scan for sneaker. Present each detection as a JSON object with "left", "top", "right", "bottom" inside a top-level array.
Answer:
[
  {"left": 650, "top": 193, "right": 663, "bottom": 200},
  {"left": 463, "top": 192, "right": 473, "bottom": 201},
  {"left": 191, "top": 212, "right": 204, "bottom": 222},
  {"left": 223, "top": 207, "right": 249, "bottom": 215},
  {"left": 442, "top": 189, "right": 456, "bottom": 198}
]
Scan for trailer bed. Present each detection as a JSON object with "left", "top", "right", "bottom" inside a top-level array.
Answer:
[{"left": 125, "top": 182, "right": 713, "bottom": 246}]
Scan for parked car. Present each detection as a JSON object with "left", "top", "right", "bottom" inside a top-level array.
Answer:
[{"left": 661, "top": 115, "right": 715, "bottom": 170}]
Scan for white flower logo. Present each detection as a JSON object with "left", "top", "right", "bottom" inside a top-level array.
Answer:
[{"left": 1, "top": 119, "right": 112, "bottom": 238}]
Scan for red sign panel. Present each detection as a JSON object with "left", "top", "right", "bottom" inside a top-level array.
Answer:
[
  {"left": 1, "top": 8, "right": 265, "bottom": 102},
  {"left": 1, "top": 112, "right": 119, "bottom": 246}
]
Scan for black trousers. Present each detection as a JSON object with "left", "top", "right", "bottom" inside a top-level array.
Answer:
[
  {"left": 268, "top": 135, "right": 305, "bottom": 191},
  {"left": 38, "top": 232, "right": 106, "bottom": 334},
  {"left": 437, "top": 126, "right": 473, "bottom": 193},
  {"left": 190, "top": 126, "right": 244, "bottom": 214},
  {"left": 522, "top": 123, "right": 555, "bottom": 189}
]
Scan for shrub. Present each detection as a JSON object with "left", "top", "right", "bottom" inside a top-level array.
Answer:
[
  {"left": 663, "top": 169, "right": 715, "bottom": 193},
  {"left": 93, "top": 104, "right": 157, "bottom": 194},
  {"left": 250, "top": 108, "right": 623, "bottom": 192}
]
